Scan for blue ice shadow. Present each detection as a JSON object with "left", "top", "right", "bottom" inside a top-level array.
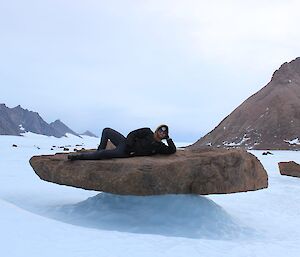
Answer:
[{"left": 44, "top": 193, "right": 254, "bottom": 240}]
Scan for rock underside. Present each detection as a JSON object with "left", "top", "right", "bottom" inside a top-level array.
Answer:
[
  {"left": 278, "top": 161, "right": 300, "bottom": 178},
  {"left": 29, "top": 148, "right": 268, "bottom": 196}
]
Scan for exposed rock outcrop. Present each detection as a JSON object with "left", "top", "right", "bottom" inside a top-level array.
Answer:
[
  {"left": 189, "top": 57, "right": 300, "bottom": 150},
  {"left": 278, "top": 161, "right": 300, "bottom": 178},
  {"left": 29, "top": 148, "right": 268, "bottom": 195}
]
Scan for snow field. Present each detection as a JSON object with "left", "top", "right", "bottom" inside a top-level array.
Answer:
[{"left": 1, "top": 133, "right": 300, "bottom": 257}]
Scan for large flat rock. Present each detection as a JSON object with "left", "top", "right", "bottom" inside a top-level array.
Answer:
[
  {"left": 278, "top": 161, "right": 300, "bottom": 178},
  {"left": 29, "top": 148, "right": 268, "bottom": 195}
]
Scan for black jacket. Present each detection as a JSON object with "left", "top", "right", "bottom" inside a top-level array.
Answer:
[{"left": 125, "top": 128, "right": 176, "bottom": 156}]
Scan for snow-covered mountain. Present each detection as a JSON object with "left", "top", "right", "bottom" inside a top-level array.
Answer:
[
  {"left": 0, "top": 104, "right": 80, "bottom": 138},
  {"left": 190, "top": 57, "right": 300, "bottom": 150}
]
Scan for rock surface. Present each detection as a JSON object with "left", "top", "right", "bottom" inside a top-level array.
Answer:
[
  {"left": 278, "top": 161, "right": 300, "bottom": 178},
  {"left": 189, "top": 57, "right": 300, "bottom": 150},
  {"left": 29, "top": 148, "right": 268, "bottom": 195}
]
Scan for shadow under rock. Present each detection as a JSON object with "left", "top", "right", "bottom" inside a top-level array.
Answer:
[{"left": 43, "top": 193, "right": 255, "bottom": 240}]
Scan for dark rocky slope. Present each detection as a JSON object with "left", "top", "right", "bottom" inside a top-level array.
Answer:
[{"left": 190, "top": 58, "right": 300, "bottom": 150}]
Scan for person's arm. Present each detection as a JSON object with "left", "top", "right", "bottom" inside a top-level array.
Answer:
[{"left": 157, "top": 138, "right": 177, "bottom": 154}]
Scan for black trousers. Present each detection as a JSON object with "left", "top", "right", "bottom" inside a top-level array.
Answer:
[{"left": 76, "top": 128, "right": 129, "bottom": 160}]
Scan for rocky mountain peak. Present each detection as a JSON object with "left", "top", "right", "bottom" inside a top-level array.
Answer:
[
  {"left": 271, "top": 57, "right": 300, "bottom": 85},
  {"left": 49, "top": 119, "right": 80, "bottom": 137},
  {"left": 189, "top": 57, "right": 300, "bottom": 150},
  {"left": 51, "top": 119, "right": 62, "bottom": 125},
  {"left": 81, "top": 130, "right": 98, "bottom": 138}
]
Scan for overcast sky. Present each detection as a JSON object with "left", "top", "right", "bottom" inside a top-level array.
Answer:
[{"left": 1, "top": 0, "right": 300, "bottom": 141}]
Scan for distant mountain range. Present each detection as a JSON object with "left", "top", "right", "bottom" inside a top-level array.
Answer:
[
  {"left": 0, "top": 104, "right": 97, "bottom": 138},
  {"left": 189, "top": 57, "right": 300, "bottom": 150}
]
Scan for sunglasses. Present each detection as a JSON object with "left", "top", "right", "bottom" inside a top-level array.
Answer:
[{"left": 159, "top": 127, "right": 167, "bottom": 132}]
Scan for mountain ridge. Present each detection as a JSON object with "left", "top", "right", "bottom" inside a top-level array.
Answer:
[{"left": 0, "top": 104, "right": 80, "bottom": 138}]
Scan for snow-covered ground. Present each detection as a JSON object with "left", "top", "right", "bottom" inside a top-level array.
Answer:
[{"left": 1, "top": 133, "right": 300, "bottom": 257}]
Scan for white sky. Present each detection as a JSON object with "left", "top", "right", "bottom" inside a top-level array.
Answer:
[{"left": 1, "top": 0, "right": 300, "bottom": 141}]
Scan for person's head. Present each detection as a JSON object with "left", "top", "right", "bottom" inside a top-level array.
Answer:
[{"left": 154, "top": 124, "right": 169, "bottom": 141}]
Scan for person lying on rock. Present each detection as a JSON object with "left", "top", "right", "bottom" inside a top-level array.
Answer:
[{"left": 68, "top": 125, "right": 176, "bottom": 160}]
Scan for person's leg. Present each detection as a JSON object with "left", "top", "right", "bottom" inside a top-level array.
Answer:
[
  {"left": 68, "top": 128, "right": 128, "bottom": 160},
  {"left": 69, "top": 142, "right": 128, "bottom": 160},
  {"left": 98, "top": 128, "right": 126, "bottom": 150}
]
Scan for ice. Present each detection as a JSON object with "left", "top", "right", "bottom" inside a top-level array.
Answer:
[{"left": 1, "top": 133, "right": 300, "bottom": 256}]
